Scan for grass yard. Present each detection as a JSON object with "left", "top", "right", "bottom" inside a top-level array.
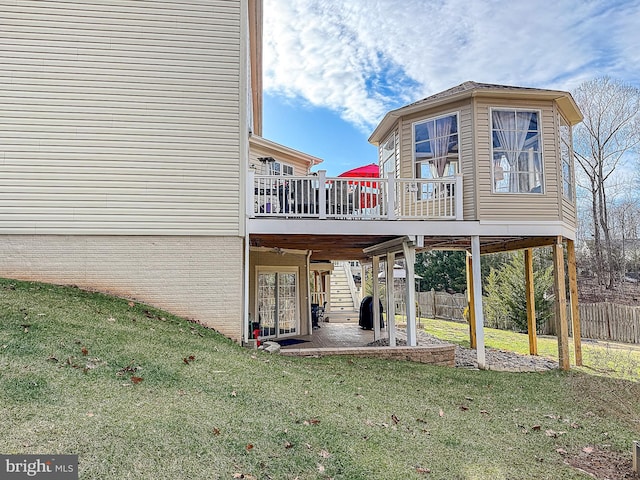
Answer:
[
  {"left": 421, "top": 317, "right": 640, "bottom": 382},
  {"left": 2, "top": 278, "right": 640, "bottom": 480}
]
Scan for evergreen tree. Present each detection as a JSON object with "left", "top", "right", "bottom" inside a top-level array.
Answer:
[
  {"left": 415, "top": 250, "right": 467, "bottom": 293},
  {"left": 483, "top": 251, "right": 554, "bottom": 332}
]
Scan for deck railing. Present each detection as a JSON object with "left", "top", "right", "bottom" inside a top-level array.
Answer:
[{"left": 248, "top": 170, "right": 463, "bottom": 221}]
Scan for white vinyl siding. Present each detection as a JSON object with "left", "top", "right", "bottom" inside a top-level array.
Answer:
[{"left": 0, "top": 0, "right": 244, "bottom": 235}]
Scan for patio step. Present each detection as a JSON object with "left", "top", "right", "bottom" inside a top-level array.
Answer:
[{"left": 324, "top": 310, "right": 359, "bottom": 323}]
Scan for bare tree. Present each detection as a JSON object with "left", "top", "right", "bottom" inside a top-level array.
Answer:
[{"left": 572, "top": 77, "right": 640, "bottom": 289}]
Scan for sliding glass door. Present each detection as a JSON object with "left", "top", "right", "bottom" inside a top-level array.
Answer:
[{"left": 257, "top": 268, "right": 298, "bottom": 339}]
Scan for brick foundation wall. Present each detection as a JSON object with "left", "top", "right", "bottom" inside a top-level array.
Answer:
[{"left": 0, "top": 235, "right": 244, "bottom": 341}]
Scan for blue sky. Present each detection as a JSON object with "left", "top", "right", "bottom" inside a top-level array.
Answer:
[{"left": 261, "top": 0, "right": 640, "bottom": 177}]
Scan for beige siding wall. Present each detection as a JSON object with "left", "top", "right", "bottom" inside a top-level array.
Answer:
[
  {"left": 399, "top": 100, "right": 476, "bottom": 220},
  {"left": 0, "top": 0, "right": 243, "bottom": 235},
  {"left": 249, "top": 250, "right": 310, "bottom": 336},
  {"left": 473, "top": 98, "right": 562, "bottom": 221},
  {"left": 0, "top": 235, "right": 244, "bottom": 340}
]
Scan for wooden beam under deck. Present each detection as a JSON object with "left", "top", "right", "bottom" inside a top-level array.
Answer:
[{"left": 249, "top": 233, "right": 566, "bottom": 262}]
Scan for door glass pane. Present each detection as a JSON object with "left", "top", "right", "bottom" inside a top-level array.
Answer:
[
  {"left": 258, "top": 273, "right": 276, "bottom": 337},
  {"left": 278, "top": 273, "right": 297, "bottom": 335}
]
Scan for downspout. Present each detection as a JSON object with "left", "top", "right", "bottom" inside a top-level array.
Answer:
[
  {"left": 240, "top": 0, "right": 250, "bottom": 345},
  {"left": 243, "top": 234, "right": 250, "bottom": 345}
]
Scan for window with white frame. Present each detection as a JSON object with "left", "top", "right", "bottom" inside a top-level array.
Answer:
[
  {"left": 381, "top": 131, "right": 399, "bottom": 178},
  {"left": 267, "top": 160, "right": 293, "bottom": 176},
  {"left": 559, "top": 116, "right": 573, "bottom": 200},
  {"left": 414, "top": 113, "right": 459, "bottom": 179},
  {"left": 491, "top": 109, "right": 543, "bottom": 193}
]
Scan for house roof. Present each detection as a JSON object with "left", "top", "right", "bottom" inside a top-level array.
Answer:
[
  {"left": 368, "top": 81, "right": 583, "bottom": 144},
  {"left": 249, "top": 135, "right": 324, "bottom": 167}
]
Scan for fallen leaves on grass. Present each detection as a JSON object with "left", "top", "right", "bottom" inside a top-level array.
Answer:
[
  {"left": 183, "top": 355, "right": 196, "bottom": 364},
  {"left": 438, "top": 409, "right": 444, "bottom": 417},
  {"left": 130, "top": 376, "right": 143, "bottom": 385},
  {"left": 303, "top": 418, "right": 320, "bottom": 426},
  {"left": 212, "top": 428, "right": 220, "bottom": 436},
  {"left": 231, "top": 391, "right": 237, "bottom": 397},
  {"left": 233, "top": 474, "right": 256, "bottom": 480},
  {"left": 318, "top": 449, "right": 330, "bottom": 458},
  {"left": 116, "top": 362, "right": 141, "bottom": 376},
  {"left": 128, "top": 301, "right": 135, "bottom": 308},
  {"left": 245, "top": 444, "right": 254, "bottom": 451},
  {"left": 416, "top": 466, "right": 431, "bottom": 474},
  {"left": 545, "top": 429, "right": 566, "bottom": 438},
  {"left": 391, "top": 414, "right": 400, "bottom": 425},
  {"left": 284, "top": 441, "right": 293, "bottom": 449},
  {"left": 81, "top": 346, "right": 89, "bottom": 356}
]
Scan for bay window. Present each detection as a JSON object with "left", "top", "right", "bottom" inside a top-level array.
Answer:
[
  {"left": 559, "top": 116, "right": 573, "bottom": 200},
  {"left": 381, "top": 131, "right": 399, "bottom": 178},
  {"left": 491, "top": 109, "right": 543, "bottom": 193},
  {"left": 414, "top": 113, "right": 459, "bottom": 179}
]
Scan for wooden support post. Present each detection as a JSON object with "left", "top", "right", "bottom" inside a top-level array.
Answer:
[
  {"left": 471, "top": 236, "right": 486, "bottom": 369},
  {"left": 372, "top": 256, "right": 381, "bottom": 342},
  {"left": 524, "top": 248, "right": 538, "bottom": 355},
  {"left": 567, "top": 239, "right": 582, "bottom": 366},
  {"left": 386, "top": 252, "right": 396, "bottom": 347},
  {"left": 553, "top": 238, "right": 570, "bottom": 371},
  {"left": 465, "top": 252, "right": 477, "bottom": 349}
]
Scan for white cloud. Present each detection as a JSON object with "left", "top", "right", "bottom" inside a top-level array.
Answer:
[{"left": 264, "top": 0, "right": 640, "bottom": 132}]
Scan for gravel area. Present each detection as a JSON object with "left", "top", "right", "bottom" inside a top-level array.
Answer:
[{"left": 367, "top": 328, "right": 559, "bottom": 372}]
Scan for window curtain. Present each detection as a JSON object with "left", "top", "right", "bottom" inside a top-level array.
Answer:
[
  {"left": 425, "top": 116, "right": 455, "bottom": 177},
  {"left": 493, "top": 111, "right": 536, "bottom": 192}
]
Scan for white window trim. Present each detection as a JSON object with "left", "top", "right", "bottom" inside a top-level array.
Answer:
[
  {"left": 255, "top": 266, "right": 299, "bottom": 339},
  {"left": 559, "top": 113, "right": 574, "bottom": 201},
  {"left": 411, "top": 111, "right": 461, "bottom": 180},
  {"left": 380, "top": 129, "right": 399, "bottom": 178},
  {"left": 261, "top": 159, "right": 294, "bottom": 176},
  {"left": 489, "top": 107, "right": 545, "bottom": 195}
]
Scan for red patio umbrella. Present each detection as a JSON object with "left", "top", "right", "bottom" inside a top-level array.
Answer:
[
  {"left": 338, "top": 163, "right": 380, "bottom": 208},
  {"left": 338, "top": 163, "right": 379, "bottom": 181}
]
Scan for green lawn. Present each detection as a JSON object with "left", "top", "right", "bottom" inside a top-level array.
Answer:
[
  {"left": 421, "top": 317, "right": 640, "bottom": 382},
  {"left": 2, "top": 278, "right": 639, "bottom": 479}
]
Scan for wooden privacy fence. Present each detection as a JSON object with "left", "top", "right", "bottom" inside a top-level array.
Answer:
[
  {"left": 417, "top": 290, "right": 466, "bottom": 321},
  {"left": 419, "top": 289, "right": 640, "bottom": 344},
  {"left": 544, "top": 303, "right": 640, "bottom": 344}
]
